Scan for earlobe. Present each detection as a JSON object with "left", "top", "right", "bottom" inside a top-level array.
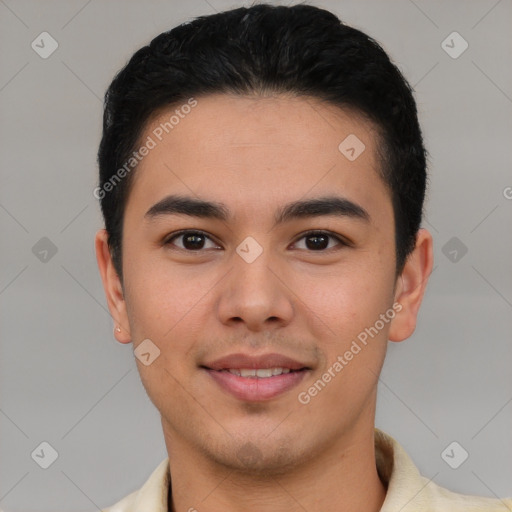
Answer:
[
  {"left": 388, "top": 228, "right": 434, "bottom": 343},
  {"left": 95, "top": 229, "right": 132, "bottom": 344},
  {"left": 113, "top": 324, "right": 131, "bottom": 344}
]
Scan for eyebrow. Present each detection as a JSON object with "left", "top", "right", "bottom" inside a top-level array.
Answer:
[{"left": 144, "top": 194, "right": 370, "bottom": 226}]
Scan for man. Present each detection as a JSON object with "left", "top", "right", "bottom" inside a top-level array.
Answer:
[{"left": 94, "top": 3, "right": 511, "bottom": 511}]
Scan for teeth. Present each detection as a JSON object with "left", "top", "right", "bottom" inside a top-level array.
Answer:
[
  {"left": 257, "top": 369, "right": 273, "bottom": 378},
  {"left": 226, "top": 367, "right": 292, "bottom": 378}
]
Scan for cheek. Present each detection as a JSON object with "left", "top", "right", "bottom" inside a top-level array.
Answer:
[
  {"left": 124, "top": 256, "right": 215, "bottom": 359},
  {"left": 123, "top": 264, "right": 203, "bottom": 407},
  {"left": 125, "top": 245, "right": 184, "bottom": 312},
  {"left": 297, "top": 263, "right": 394, "bottom": 341},
  {"left": 298, "top": 270, "right": 391, "bottom": 411}
]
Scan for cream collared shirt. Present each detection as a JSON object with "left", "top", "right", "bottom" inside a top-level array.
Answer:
[{"left": 101, "top": 429, "right": 512, "bottom": 512}]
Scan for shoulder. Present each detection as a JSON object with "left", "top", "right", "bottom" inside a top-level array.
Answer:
[
  {"left": 413, "top": 475, "right": 512, "bottom": 511},
  {"left": 375, "top": 429, "right": 512, "bottom": 511},
  {"left": 101, "top": 489, "right": 139, "bottom": 512},
  {"left": 100, "top": 457, "right": 170, "bottom": 512}
]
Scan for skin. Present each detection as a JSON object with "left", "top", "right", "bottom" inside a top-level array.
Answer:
[{"left": 96, "top": 93, "right": 433, "bottom": 512}]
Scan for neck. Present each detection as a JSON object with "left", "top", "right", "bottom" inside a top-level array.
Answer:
[{"left": 163, "top": 421, "right": 386, "bottom": 512}]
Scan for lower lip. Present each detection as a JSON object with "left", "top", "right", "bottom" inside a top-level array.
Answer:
[{"left": 204, "top": 369, "right": 308, "bottom": 402}]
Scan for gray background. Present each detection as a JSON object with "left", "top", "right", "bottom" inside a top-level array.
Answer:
[{"left": 1, "top": 0, "right": 511, "bottom": 510}]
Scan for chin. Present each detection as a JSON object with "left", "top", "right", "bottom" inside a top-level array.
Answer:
[{"left": 204, "top": 435, "right": 311, "bottom": 477}]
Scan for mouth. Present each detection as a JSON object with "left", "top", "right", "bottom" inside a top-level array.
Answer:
[
  {"left": 200, "top": 353, "right": 312, "bottom": 402},
  {"left": 220, "top": 367, "right": 299, "bottom": 377}
]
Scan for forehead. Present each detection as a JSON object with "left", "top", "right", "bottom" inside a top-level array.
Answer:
[{"left": 126, "top": 93, "right": 391, "bottom": 223}]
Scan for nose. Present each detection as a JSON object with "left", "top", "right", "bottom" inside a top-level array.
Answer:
[{"left": 216, "top": 247, "right": 294, "bottom": 332}]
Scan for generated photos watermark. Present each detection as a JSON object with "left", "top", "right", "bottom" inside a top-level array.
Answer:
[
  {"left": 93, "top": 97, "right": 198, "bottom": 200},
  {"left": 298, "top": 301, "right": 403, "bottom": 405}
]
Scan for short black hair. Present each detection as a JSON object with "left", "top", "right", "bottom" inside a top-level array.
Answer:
[{"left": 97, "top": 2, "right": 427, "bottom": 281}]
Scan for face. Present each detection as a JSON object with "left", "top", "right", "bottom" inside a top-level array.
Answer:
[{"left": 97, "top": 93, "right": 431, "bottom": 474}]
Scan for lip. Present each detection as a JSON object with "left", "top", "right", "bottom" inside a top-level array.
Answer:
[
  {"left": 201, "top": 352, "right": 311, "bottom": 402},
  {"left": 203, "top": 352, "right": 309, "bottom": 371}
]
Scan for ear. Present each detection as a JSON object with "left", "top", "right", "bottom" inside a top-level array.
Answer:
[
  {"left": 95, "top": 229, "right": 132, "bottom": 344},
  {"left": 388, "top": 228, "right": 434, "bottom": 342}
]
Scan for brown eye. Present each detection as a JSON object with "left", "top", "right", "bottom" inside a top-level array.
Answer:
[
  {"left": 165, "top": 230, "right": 220, "bottom": 251},
  {"left": 292, "top": 231, "right": 347, "bottom": 251}
]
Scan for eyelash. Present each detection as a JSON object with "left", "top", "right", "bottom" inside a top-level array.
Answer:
[{"left": 163, "top": 229, "right": 350, "bottom": 252}]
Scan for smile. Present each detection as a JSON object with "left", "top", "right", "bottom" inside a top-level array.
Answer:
[
  {"left": 222, "top": 367, "right": 294, "bottom": 377},
  {"left": 201, "top": 352, "right": 312, "bottom": 401}
]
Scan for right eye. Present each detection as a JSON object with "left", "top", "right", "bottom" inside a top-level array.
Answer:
[{"left": 164, "top": 230, "right": 221, "bottom": 251}]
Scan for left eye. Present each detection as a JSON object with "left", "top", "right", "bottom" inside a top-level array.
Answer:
[{"left": 292, "top": 231, "right": 346, "bottom": 251}]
